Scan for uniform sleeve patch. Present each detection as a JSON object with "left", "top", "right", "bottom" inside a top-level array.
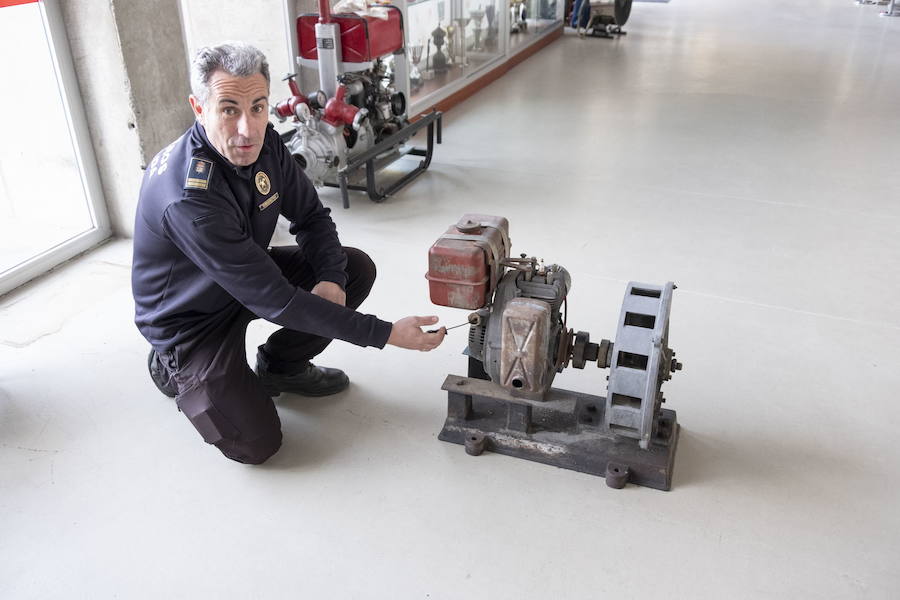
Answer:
[{"left": 185, "top": 158, "right": 213, "bottom": 190}]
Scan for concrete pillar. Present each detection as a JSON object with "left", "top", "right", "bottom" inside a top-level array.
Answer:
[
  {"left": 114, "top": 0, "right": 193, "bottom": 165},
  {"left": 60, "top": 0, "right": 192, "bottom": 238}
]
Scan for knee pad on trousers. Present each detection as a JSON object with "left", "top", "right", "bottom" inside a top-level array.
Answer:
[{"left": 217, "top": 429, "right": 283, "bottom": 465}]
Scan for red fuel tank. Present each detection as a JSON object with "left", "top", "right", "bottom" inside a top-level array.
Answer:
[
  {"left": 298, "top": 6, "right": 404, "bottom": 64},
  {"left": 426, "top": 214, "right": 511, "bottom": 310}
]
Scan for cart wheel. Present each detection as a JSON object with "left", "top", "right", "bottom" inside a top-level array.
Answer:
[{"left": 615, "top": 0, "right": 632, "bottom": 26}]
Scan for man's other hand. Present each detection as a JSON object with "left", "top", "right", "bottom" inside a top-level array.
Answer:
[
  {"left": 387, "top": 316, "right": 446, "bottom": 351},
  {"left": 311, "top": 281, "right": 346, "bottom": 306}
]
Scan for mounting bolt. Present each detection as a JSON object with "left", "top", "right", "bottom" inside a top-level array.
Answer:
[
  {"left": 605, "top": 462, "right": 630, "bottom": 489},
  {"left": 465, "top": 433, "right": 486, "bottom": 456}
]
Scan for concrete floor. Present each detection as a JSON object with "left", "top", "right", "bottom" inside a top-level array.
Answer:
[{"left": 2, "top": 0, "right": 900, "bottom": 597}]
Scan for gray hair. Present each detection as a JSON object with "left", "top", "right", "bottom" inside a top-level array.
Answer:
[{"left": 190, "top": 42, "right": 270, "bottom": 106}]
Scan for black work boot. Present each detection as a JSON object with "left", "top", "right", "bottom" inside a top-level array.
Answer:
[
  {"left": 255, "top": 362, "right": 350, "bottom": 397},
  {"left": 147, "top": 349, "right": 178, "bottom": 398}
]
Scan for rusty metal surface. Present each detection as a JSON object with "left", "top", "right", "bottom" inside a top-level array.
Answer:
[
  {"left": 605, "top": 463, "right": 629, "bottom": 489},
  {"left": 464, "top": 433, "right": 486, "bottom": 456},
  {"left": 426, "top": 214, "right": 511, "bottom": 309},
  {"left": 499, "top": 298, "right": 552, "bottom": 397},
  {"left": 571, "top": 330, "right": 590, "bottom": 369},
  {"left": 439, "top": 375, "right": 679, "bottom": 491},
  {"left": 477, "top": 267, "right": 570, "bottom": 399},
  {"left": 555, "top": 327, "right": 574, "bottom": 371}
]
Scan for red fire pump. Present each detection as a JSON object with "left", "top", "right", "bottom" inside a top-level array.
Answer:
[{"left": 273, "top": 0, "right": 442, "bottom": 208}]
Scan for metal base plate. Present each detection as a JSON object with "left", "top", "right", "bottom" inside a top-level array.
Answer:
[
  {"left": 329, "top": 110, "right": 441, "bottom": 208},
  {"left": 438, "top": 375, "right": 680, "bottom": 490},
  {"left": 323, "top": 147, "right": 405, "bottom": 187}
]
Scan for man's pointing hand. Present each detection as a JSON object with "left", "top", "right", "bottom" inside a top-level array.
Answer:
[{"left": 387, "top": 316, "right": 446, "bottom": 351}]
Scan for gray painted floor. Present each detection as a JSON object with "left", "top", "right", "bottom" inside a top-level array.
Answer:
[{"left": 2, "top": 0, "right": 899, "bottom": 598}]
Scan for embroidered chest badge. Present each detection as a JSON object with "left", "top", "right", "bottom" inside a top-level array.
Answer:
[
  {"left": 255, "top": 171, "right": 271, "bottom": 195},
  {"left": 185, "top": 158, "right": 213, "bottom": 190}
]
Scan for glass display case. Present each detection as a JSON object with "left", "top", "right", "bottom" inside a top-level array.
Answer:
[
  {"left": 508, "top": 0, "right": 560, "bottom": 51},
  {"left": 399, "top": 0, "right": 563, "bottom": 113},
  {"left": 281, "top": 0, "right": 562, "bottom": 117},
  {"left": 405, "top": 0, "right": 504, "bottom": 106}
]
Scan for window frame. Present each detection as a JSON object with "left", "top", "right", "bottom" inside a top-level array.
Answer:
[{"left": 0, "top": 0, "right": 111, "bottom": 297}]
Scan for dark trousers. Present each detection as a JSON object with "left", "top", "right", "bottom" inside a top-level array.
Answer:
[{"left": 162, "top": 246, "right": 376, "bottom": 464}]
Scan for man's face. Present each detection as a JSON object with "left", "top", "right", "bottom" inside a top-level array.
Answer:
[{"left": 189, "top": 71, "right": 269, "bottom": 166}]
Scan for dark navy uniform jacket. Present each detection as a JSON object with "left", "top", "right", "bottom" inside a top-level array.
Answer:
[{"left": 132, "top": 121, "right": 392, "bottom": 352}]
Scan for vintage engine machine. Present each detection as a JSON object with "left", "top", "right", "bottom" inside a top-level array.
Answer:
[
  {"left": 274, "top": 0, "right": 442, "bottom": 209},
  {"left": 427, "top": 215, "right": 683, "bottom": 490}
]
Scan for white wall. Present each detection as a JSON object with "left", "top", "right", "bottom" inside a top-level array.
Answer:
[{"left": 180, "top": 0, "right": 296, "bottom": 101}]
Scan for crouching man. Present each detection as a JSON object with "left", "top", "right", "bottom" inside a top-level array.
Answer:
[{"left": 131, "top": 42, "right": 444, "bottom": 464}]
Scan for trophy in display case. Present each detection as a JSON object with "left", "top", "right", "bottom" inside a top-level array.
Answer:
[
  {"left": 485, "top": 4, "right": 497, "bottom": 49},
  {"left": 409, "top": 42, "right": 425, "bottom": 91},
  {"left": 453, "top": 16, "right": 471, "bottom": 66},
  {"left": 510, "top": 1, "right": 527, "bottom": 33},
  {"left": 431, "top": 25, "right": 449, "bottom": 74},
  {"left": 446, "top": 23, "right": 456, "bottom": 66},
  {"left": 469, "top": 7, "right": 485, "bottom": 51}
]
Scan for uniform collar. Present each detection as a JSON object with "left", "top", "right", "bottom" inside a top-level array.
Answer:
[{"left": 190, "top": 121, "right": 273, "bottom": 180}]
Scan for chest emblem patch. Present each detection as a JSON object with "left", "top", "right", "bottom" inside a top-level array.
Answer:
[
  {"left": 185, "top": 158, "right": 213, "bottom": 190},
  {"left": 255, "top": 171, "right": 271, "bottom": 195}
]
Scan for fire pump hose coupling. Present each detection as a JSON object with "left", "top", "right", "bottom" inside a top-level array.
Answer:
[
  {"left": 274, "top": 95, "right": 308, "bottom": 120},
  {"left": 324, "top": 85, "right": 369, "bottom": 130},
  {"left": 272, "top": 74, "right": 310, "bottom": 121}
]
